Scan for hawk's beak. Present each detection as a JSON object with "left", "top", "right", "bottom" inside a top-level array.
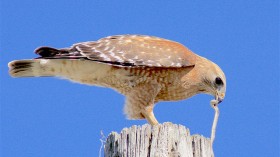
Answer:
[
  {"left": 217, "top": 97, "right": 223, "bottom": 104},
  {"left": 216, "top": 92, "right": 225, "bottom": 104}
]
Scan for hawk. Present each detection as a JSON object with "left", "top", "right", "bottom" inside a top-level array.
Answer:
[{"left": 8, "top": 35, "right": 226, "bottom": 125}]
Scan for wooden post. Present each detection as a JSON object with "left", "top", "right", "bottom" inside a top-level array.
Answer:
[{"left": 104, "top": 122, "right": 212, "bottom": 157}]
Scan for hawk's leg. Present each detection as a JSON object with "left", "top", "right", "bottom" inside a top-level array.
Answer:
[
  {"left": 141, "top": 106, "right": 159, "bottom": 125},
  {"left": 124, "top": 81, "right": 161, "bottom": 126}
]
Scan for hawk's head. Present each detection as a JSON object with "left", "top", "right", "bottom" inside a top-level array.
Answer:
[{"left": 201, "top": 59, "right": 226, "bottom": 105}]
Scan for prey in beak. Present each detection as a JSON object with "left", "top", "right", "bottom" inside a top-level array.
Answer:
[
  {"left": 210, "top": 91, "right": 225, "bottom": 107},
  {"left": 208, "top": 76, "right": 226, "bottom": 157}
]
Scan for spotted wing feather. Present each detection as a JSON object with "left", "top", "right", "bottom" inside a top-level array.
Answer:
[{"left": 36, "top": 35, "right": 197, "bottom": 67}]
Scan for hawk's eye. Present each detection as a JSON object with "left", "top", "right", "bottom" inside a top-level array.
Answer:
[{"left": 215, "top": 77, "right": 223, "bottom": 85}]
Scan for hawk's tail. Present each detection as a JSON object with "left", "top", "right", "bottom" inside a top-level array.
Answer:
[{"left": 8, "top": 60, "right": 53, "bottom": 77}]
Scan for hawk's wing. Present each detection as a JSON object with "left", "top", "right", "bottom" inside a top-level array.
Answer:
[{"left": 36, "top": 35, "right": 197, "bottom": 67}]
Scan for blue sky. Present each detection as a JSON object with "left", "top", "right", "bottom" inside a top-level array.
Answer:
[{"left": 1, "top": 1, "right": 279, "bottom": 157}]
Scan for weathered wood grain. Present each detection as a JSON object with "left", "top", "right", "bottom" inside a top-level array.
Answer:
[{"left": 105, "top": 122, "right": 212, "bottom": 157}]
